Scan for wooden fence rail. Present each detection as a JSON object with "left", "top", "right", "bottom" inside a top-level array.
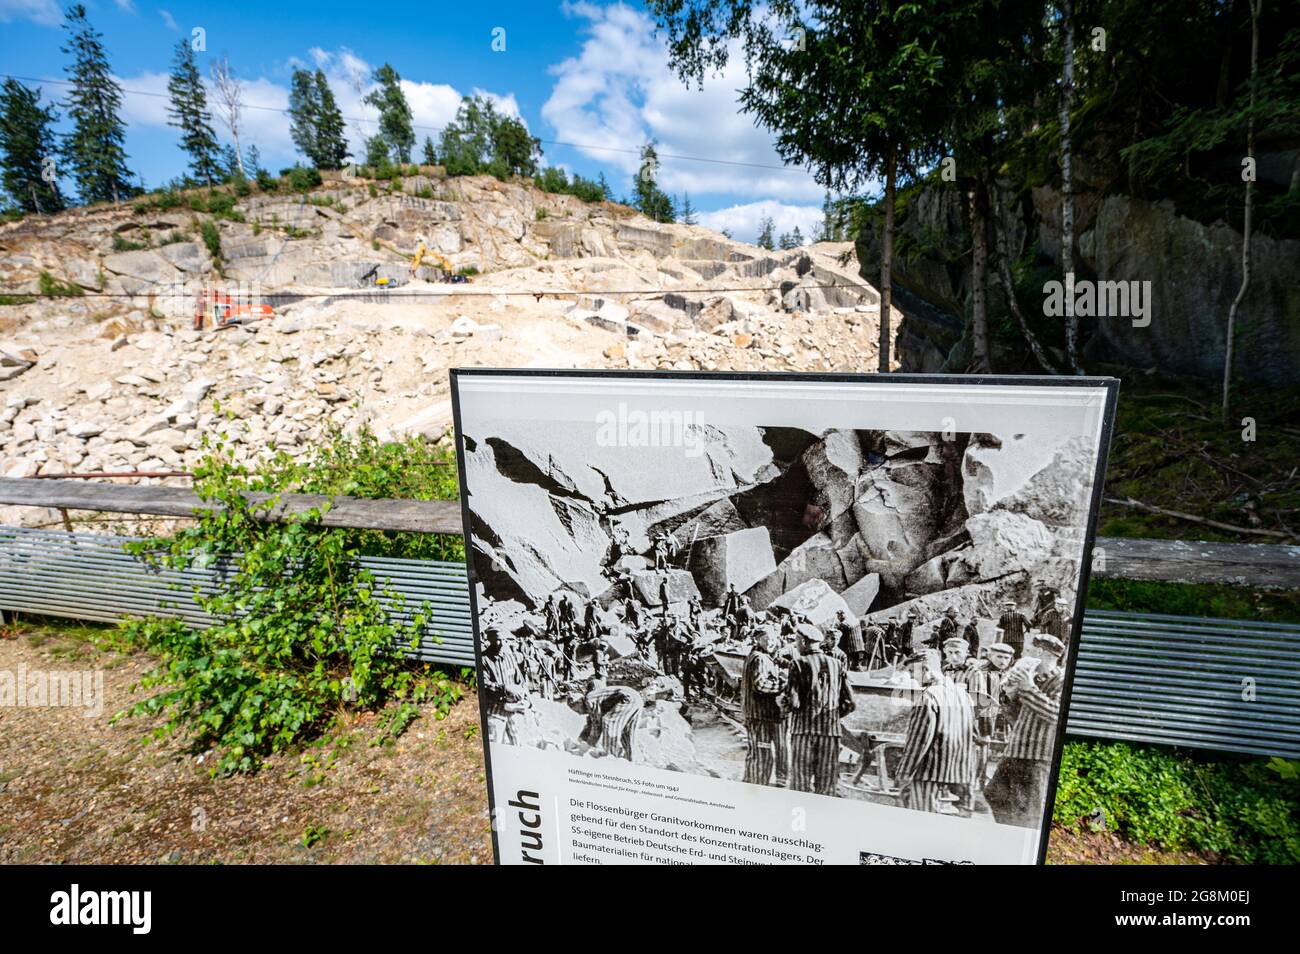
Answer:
[{"left": 1, "top": 476, "right": 1298, "bottom": 587}]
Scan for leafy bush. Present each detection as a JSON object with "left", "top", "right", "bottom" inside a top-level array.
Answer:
[
  {"left": 255, "top": 167, "right": 277, "bottom": 192},
  {"left": 115, "top": 428, "right": 464, "bottom": 774},
  {"left": 281, "top": 165, "right": 323, "bottom": 192},
  {"left": 38, "top": 271, "right": 83, "bottom": 297},
  {"left": 133, "top": 188, "right": 182, "bottom": 213},
  {"left": 199, "top": 220, "right": 222, "bottom": 262},
  {"left": 1054, "top": 741, "right": 1300, "bottom": 863}
]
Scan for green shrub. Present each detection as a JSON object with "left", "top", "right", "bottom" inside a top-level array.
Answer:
[
  {"left": 199, "top": 220, "right": 222, "bottom": 262},
  {"left": 38, "top": 271, "right": 83, "bottom": 297},
  {"left": 115, "top": 428, "right": 464, "bottom": 774},
  {"left": 1054, "top": 740, "right": 1300, "bottom": 863},
  {"left": 255, "top": 168, "right": 277, "bottom": 192},
  {"left": 282, "top": 165, "right": 323, "bottom": 192},
  {"left": 0, "top": 294, "right": 36, "bottom": 305},
  {"left": 457, "top": 265, "right": 479, "bottom": 277},
  {"left": 111, "top": 234, "right": 149, "bottom": 252}
]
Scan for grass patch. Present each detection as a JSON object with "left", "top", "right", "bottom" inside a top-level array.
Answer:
[
  {"left": 1054, "top": 741, "right": 1300, "bottom": 864},
  {"left": 38, "top": 271, "right": 83, "bottom": 297},
  {"left": 1101, "top": 377, "right": 1300, "bottom": 543},
  {"left": 0, "top": 294, "right": 36, "bottom": 306}
]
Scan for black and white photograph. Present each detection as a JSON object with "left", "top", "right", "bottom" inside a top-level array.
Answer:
[{"left": 455, "top": 370, "right": 1115, "bottom": 850}]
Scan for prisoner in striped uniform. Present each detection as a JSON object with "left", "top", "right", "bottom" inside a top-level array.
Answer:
[
  {"left": 784, "top": 625, "right": 855, "bottom": 796},
  {"left": 893, "top": 649, "right": 977, "bottom": 816},
  {"left": 579, "top": 678, "right": 644, "bottom": 761},
  {"left": 984, "top": 634, "right": 1066, "bottom": 828},
  {"left": 741, "top": 628, "right": 789, "bottom": 786},
  {"left": 997, "top": 600, "right": 1030, "bottom": 658},
  {"left": 481, "top": 627, "right": 529, "bottom": 744}
]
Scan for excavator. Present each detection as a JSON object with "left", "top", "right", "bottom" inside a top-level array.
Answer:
[
  {"left": 192, "top": 287, "right": 275, "bottom": 330},
  {"left": 362, "top": 234, "right": 471, "bottom": 287}
]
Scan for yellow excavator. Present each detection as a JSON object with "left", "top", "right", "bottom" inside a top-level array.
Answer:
[{"left": 363, "top": 234, "right": 470, "bottom": 286}]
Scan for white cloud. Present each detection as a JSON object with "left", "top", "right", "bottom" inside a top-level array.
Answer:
[
  {"left": 542, "top": 2, "right": 821, "bottom": 203},
  {"left": 159, "top": 9, "right": 177, "bottom": 31},
  {"left": 696, "top": 199, "right": 823, "bottom": 246},
  {"left": 114, "top": 0, "right": 137, "bottom": 13},
  {"left": 0, "top": 0, "right": 61, "bottom": 26}
]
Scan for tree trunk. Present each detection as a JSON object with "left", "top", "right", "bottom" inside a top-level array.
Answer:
[
  {"left": 994, "top": 186, "right": 1056, "bottom": 373},
  {"left": 1060, "top": 0, "right": 1080, "bottom": 373},
  {"left": 878, "top": 143, "right": 896, "bottom": 373},
  {"left": 1224, "top": 0, "right": 1261, "bottom": 422},
  {"left": 233, "top": 131, "right": 247, "bottom": 179},
  {"left": 969, "top": 174, "right": 992, "bottom": 372}
]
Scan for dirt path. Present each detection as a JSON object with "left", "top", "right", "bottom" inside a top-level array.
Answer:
[
  {"left": 0, "top": 623, "right": 493, "bottom": 864},
  {"left": 0, "top": 622, "right": 1211, "bottom": 865}
]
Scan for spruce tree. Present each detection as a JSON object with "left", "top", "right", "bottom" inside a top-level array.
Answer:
[
  {"left": 312, "top": 71, "right": 349, "bottom": 169},
  {"left": 597, "top": 172, "right": 612, "bottom": 201},
  {"left": 680, "top": 192, "right": 697, "bottom": 225},
  {"left": 790, "top": 225, "right": 804, "bottom": 246},
  {"left": 59, "top": 4, "right": 133, "bottom": 204},
  {"left": 422, "top": 135, "right": 437, "bottom": 165},
  {"left": 633, "top": 141, "right": 675, "bottom": 223},
  {"left": 756, "top": 216, "right": 775, "bottom": 250},
  {"left": 288, "top": 69, "right": 320, "bottom": 166},
  {"left": 0, "top": 78, "right": 64, "bottom": 213},
  {"left": 364, "top": 64, "right": 414, "bottom": 164},
  {"left": 167, "top": 38, "right": 221, "bottom": 186}
]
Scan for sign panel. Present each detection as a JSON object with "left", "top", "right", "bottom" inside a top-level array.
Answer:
[{"left": 450, "top": 370, "right": 1117, "bottom": 865}]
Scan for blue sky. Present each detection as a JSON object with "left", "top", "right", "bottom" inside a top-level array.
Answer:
[{"left": 0, "top": 0, "right": 836, "bottom": 242}]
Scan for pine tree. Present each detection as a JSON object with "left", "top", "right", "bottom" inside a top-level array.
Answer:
[
  {"left": 597, "top": 172, "right": 612, "bottom": 201},
  {"left": 59, "top": 4, "right": 133, "bottom": 204},
  {"left": 756, "top": 216, "right": 775, "bottom": 250},
  {"left": 680, "top": 192, "right": 697, "bottom": 225},
  {"left": 246, "top": 144, "right": 262, "bottom": 176},
  {"left": 167, "top": 38, "right": 221, "bottom": 186},
  {"left": 313, "top": 71, "right": 349, "bottom": 170},
  {"left": 0, "top": 78, "right": 64, "bottom": 213},
  {"left": 422, "top": 135, "right": 437, "bottom": 165},
  {"left": 364, "top": 64, "right": 414, "bottom": 164},
  {"left": 288, "top": 69, "right": 319, "bottom": 167},
  {"left": 633, "top": 141, "right": 675, "bottom": 223},
  {"left": 778, "top": 231, "right": 794, "bottom": 249},
  {"left": 790, "top": 225, "right": 804, "bottom": 246},
  {"left": 819, "top": 192, "right": 842, "bottom": 242}
]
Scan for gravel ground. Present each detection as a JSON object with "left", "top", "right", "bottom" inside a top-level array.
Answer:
[
  {"left": 0, "top": 622, "right": 492, "bottom": 864},
  {"left": 0, "top": 620, "right": 1209, "bottom": 865}
]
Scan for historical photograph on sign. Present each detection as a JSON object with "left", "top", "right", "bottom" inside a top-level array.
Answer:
[{"left": 455, "top": 372, "right": 1112, "bottom": 849}]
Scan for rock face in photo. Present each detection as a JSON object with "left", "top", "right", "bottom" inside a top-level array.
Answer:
[
  {"left": 468, "top": 419, "right": 1089, "bottom": 633},
  {"left": 689, "top": 526, "right": 777, "bottom": 604}
]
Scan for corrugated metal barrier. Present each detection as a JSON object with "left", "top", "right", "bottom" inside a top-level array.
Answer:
[
  {"left": 0, "top": 526, "right": 475, "bottom": 667},
  {"left": 1, "top": 526, "right": 1296, "bottom": 758}
]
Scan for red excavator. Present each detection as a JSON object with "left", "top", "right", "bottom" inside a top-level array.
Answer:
[{"left": 192, "top": 287, "right": 275, "bottom": 331}]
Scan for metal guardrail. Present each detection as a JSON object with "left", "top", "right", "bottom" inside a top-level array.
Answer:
[
  {"left": 1, "top": 526, "right": 1297, "bottom": 758},
  {"left": 0, "top": 526, "right": 474, "bottom": 667}
]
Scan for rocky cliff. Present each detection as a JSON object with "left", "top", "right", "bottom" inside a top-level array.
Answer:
[
  {"left": 0, "top": 172, "right": 901, "bottom": 528},
  {"left": 857, "top": 182, "right": 1300, "bottom": 383}
]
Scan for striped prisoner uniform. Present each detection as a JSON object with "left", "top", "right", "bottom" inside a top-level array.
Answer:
[
  {"left": 893, "top": 677, "right": 977, "bottom": 815},
  {"left": 481, "top": 643, "right": 528, "bottom": 744},
  {"left": 784, "top": 647, "right": 855, "bottom": 795},
  {"left": 579, "top": 686, "right": 644, "bottom": 760},
  {"left": 741, "top": 648, "right": 788, "bottom": 786},
  {"left": 985, "top": 665, "right": 1063, "bottom": 827},
  {"left": 997, "top": 610, "right": 1030, "bottom": 658}
]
